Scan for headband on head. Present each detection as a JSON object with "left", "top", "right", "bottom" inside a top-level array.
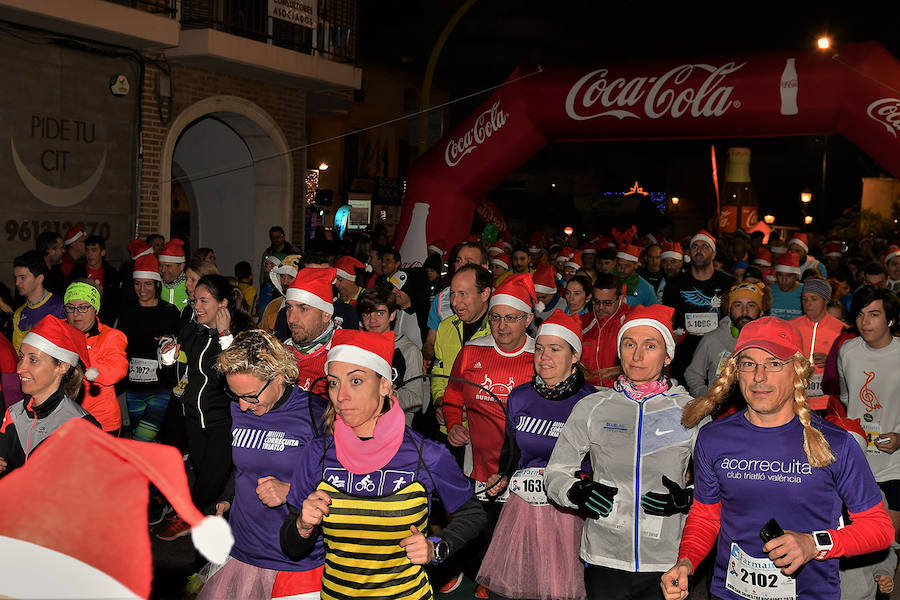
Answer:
[{"left": 64, "top": 282, "right": 101, "bottom": 312}]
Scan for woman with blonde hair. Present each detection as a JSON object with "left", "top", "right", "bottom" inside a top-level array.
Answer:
[
  {"left": 280, "top": 329, "right": 486, "bottom": 600},
  {"left": 197, "top": 329, "right": 326, "bottom": 599},
  {"left": 662, "top": 317, "right": 893, "bottom": 600}
]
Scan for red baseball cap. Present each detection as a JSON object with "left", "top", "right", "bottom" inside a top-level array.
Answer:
[{"left": 733, "top": 316, "right": 802, "bottom": 360}]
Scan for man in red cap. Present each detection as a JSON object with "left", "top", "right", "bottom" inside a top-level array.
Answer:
[
  {"left": 158, "top": 239, "right": 189, "bottom": 312},
  {"left": 614, "top": 244, "right": 658, "bottom": 307},
  {"left": 334, "top": 255, "right": 366, "bottom": 306},
  {"left": 581, "top": 273, "right": 632, "bottom": 387},
  {"left": 663, "top": 316, "right": 893, "bottom": 600},
  {"left": 60, "top": 225, "right": 86, "bottom": 280},
  {"left": 662, "top": 230, "right": 735, "bottom": 384},
  {"left": 884, "top": 245, "right": 900, "bottom": 294},
  {"left": 656, "top": 242, "right": 684, "bottom": 303},
  {"left": 284, "top": 267, "right": 339, "bottom": 394},
  {"left": 788, "top": 232, "right": 827, "bottom": 278}
]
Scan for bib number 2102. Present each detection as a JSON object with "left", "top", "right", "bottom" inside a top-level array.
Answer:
[{"left": 740, "top": 569, "right": 778, "bottom": 588}]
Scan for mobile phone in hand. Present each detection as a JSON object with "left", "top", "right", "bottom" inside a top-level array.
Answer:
[{"left": 760, "top": 518, "right": 784, "bottom": 544}]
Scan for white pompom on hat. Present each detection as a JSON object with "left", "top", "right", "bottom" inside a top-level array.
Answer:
[
  {"left": 0, "top": 419, "right": 233, "bottom": 599},
  {"left": 21, "top": 315, "right": 98, "bottom": 381}
]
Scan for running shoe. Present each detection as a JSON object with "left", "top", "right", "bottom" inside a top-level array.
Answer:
[
  {"left": 474, "top": 584, "right": 489, "bottom": 599},
  {"left": 437, "top": 572, "right": 464, "bottom": 594},
  {"left": 148, "top": 502, "right": 172, "bottom": 526},
  {"left": 156, "top": 515, "right": 191, "bottom": 541}
]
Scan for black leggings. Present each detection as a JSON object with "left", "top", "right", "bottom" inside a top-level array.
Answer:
[
  {"left": 584, "top": 564, "right": 664, "bottom": 600},
  {"left": 184, "top": 418, "right": 233, "bottom": 514}
]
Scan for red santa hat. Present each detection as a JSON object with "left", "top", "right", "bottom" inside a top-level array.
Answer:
[
  {"left": 490, "top": 252, "right": 510, "bottom": 271},
  {"left": 326, "top": 329, "right": 394, "bottom": 381},
  {"left": 537, "top": 310, "right": 583, "bottom": 356},
  {"left": 770, "top": 243, "right": 788, "bottom": 255},
  {"left": 617, "top": 304, "right": 676, "bottom": 359},
  {"left": 487, "top": 242, "right": 504, "bottom": 257},
  {"left": 128, "top": 238, "right": 154, "bottom": 261},
  {"left": 660, "top": 241, "right": 684, "bottom": 261},
  {"left": 334, "top": 256, "right": 367, "bottom": 282},
  {"left": 564, "top": 249, "right": 583, "bottom": 271},
  {"left": 490, "top": 273, "right": 540, "bottom": 313},
  {"left": 774, "top": 252, "right": 801, "bottom": 275},
  {"left": 825, "top": 415, "right": 868, "bottom": 452},
  {"left": 21, "top": 315, "right": 98, "bottom": 381},
  {"left": 753, "top": 248, "right": 773, "bottom": 267},
  {"left": 615, "top": 244, "right": 642, "bottom": 263},
  {"left": 0, "top": 419, "right": 233, "bottom": 599},
  {"left": 501, "top": 240, "right": 513, "bottom": 252},
  {"left": 598, "top": 235, "right": 617, "bottom": 249},
  {"left": 555, "top": 250, "right": 571, "bottom": 264},
  {"left": 527, "top": 243, "right": 542, "bottom": 254},
  {"left": 158, "top": 239, "right": 185, "bottom": 264},
  {"left": 582, "top": 241, "right": 598, "bottom": 255},
  {"left": 824, "top": 242, "right": 843, "bottom": 258},
  {"left": 788, "top": 232, "right": 809, "bottom": 253},
  {"left": 883, "top": 245, "right": 900, "bottom": 264},
  {"left": 532, "top": 264, "right": 558, "bottom": 295},
  {"left": 427, "top": 240, "right": 446, "bottom": 257},
  {"left": 64, "top": 225, "right": 85, "bottom": 246},
  {"left": 690, "top": 229, "right": 716, "bottom": 251},
  {"left": 285, "top": 267, "right": 336, "bottom": 315},
  {"left": 132, "top": 254, "right": 162, "bottom": 282}
]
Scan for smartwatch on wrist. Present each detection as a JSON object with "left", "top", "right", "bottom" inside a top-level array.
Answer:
[
  {"left": 812, "top": 530, "right": 833, "bottom": 560},
  {"left": 428, "top": 536, "right": 450, "bottom": 564}
]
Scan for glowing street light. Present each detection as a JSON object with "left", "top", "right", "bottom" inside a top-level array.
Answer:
[
  {"left": 671, "top": 197, "right": 680, "bottom": 206},
  {"left": 800, "top": 189, "right": 812, "bottom": 203},
  {"left": 804, "top": 215, "right": 813, "bottom": 225},
  {"left": 563, "top": 226, "right": 574, "bottom": 236},
  {"left": 763, "top": 214, "right": 775, "bottom": 225},
  {"left": 318, "top": 162, "right": 329, "bottom": 171},
  {"left": 817, "top": 36, "right": 831, "bottom": 50}
]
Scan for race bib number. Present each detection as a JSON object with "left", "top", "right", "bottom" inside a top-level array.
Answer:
[
  {"left": 509, "top": 468, "right": 547, "bottom": 506},
  {"left": 863, "top": 420, "right": 883, "bottom": 456},
  {"left": 128, "top": 357, "right": 159, "bottom": 383},
  {"left": 806, "top": 373, "right": 824, "bottom": 397},
  {"left": 685, "top": 312, "right": 717, "bottom": 335},
  {"left": 173, "top": 371, "right": 189, "bottom": 398},
  {"left": 725, "top": 542, "right": 796, "bottom": 600},
  {"left": 715, "top": 352, "right": 732, "bottom": 376},
  {"left": 474, "top": 479, "right": 510, "bottom": 503}
]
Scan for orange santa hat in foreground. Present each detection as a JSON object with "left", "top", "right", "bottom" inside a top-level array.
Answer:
[{"left": 0, "top": 419, "right": 233, "bottom": 599}]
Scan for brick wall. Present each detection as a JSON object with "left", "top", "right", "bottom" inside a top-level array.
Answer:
[{"left": 138, "top": 61, "right": 307, "bottom": 244}]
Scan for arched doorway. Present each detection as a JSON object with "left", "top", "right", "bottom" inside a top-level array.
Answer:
[{"left": 160, "top": 96, "right": 295, "bottom": 278}]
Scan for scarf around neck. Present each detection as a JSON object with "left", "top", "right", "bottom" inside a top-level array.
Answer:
[
  {"left": 333, "top": 399, "right": 406, "bottom": 475},
  {"left": 532, "top": 369, "right": 585, "bottom": 400},
  {"left": 614, "top": 373, "right": 671, "bottom": 401}
]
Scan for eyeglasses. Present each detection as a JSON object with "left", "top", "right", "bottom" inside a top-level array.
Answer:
[
  {"left": 594, "top": 299, "right": 619, "bottom": 308},
  {"left": 225, "top": 378, "right": 274, "bottom": 404},
  {"left": 736, "top": 358, "right": 790, "bottom": 373},
  {"left": 488, "top": 313, "right": 528, "bottom": 324},
  {"left": 64, "top": 304, "right": 93, "bottom": 314}
]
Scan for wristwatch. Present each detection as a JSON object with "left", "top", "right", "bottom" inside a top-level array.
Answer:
[
  {"left": 812, "top": 530, "right": 833, "bottom": 560},
  {"left": 428, "top": 536, "right": 450, "bottom": 564}
]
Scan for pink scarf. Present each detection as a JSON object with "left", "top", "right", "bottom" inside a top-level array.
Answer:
[
  {"left": 614, "top": 374, "right": 671, "bottom": 401},
  {"left": 333, "top": 399, "right": 406, "bottom": 475}
]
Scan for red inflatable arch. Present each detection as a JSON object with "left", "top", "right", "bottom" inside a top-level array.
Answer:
[{"left": 396, "top": 42, "right": 900, "bottom": 264}]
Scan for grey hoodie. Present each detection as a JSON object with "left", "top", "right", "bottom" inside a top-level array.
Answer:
[{"left": 684, "top": 316, "right": 737, "bottom": 397}]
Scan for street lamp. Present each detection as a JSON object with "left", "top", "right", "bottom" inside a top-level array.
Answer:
[
  {"left": 804, "top": 215, "right": 813, "bottom": 225},
  {"left": 817, "top": 36, "right": 831, "bottom": 50},
  {"left": 763, "top": 214, "right": 775, "bottom": 225},
  {"left": 563, "top": 226, "right": 574, "bottom": 236},
  {"left": 800, "top": 189, "right": 812, "bottom": 204},
  {"left": 318, "top": 162, "right": 329, "bottom": 171},
  {"left": 671, "top": 197, "right": 680, "bottom": 206}
]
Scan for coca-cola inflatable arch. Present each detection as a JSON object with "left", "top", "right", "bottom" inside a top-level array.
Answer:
[{"left": 396, "top": 42, "right": 900, "bottom": 264}]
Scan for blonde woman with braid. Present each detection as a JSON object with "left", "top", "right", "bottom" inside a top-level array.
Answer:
[{"left": 661, "top": 317, "right": 894, "bottom": 600}]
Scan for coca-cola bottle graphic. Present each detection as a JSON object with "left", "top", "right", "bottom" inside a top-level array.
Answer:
[
  {"left": 720, "top": 147, "right": 758, "bottom": 233},
  {"left": 780, "top": 58, "right": 799, "bottom": 115},
  {"left": 397, "top": 202, "right": 430, "bottom": 267}
]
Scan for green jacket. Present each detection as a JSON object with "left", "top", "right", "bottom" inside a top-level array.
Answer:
[{"left": 431, "top": 311, "right": 491, "bottom": 403}]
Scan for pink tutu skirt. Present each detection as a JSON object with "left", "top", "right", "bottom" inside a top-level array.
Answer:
[
  {"left": 477, "top": 493, "right": 586, "bottom": 600},
  {"left": 197, "top": 557, "right": 277, "bottom": 600}
]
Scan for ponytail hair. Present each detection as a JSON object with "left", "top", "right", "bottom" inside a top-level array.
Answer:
[
  {"left": 682, "top": 351, "right": 834, "bottom": 467},
  {"left": 57, "top": 361, "right": 85, "bottom": 401},
  {"left": 196, "top": 274, "right": 254, "bottom": 331}
]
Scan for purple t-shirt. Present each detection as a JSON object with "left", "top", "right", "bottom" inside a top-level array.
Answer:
[
  {"left": 229, "top": 386, "right": 327, "bottom": 571},
  {"left": 507, "top": 380, "right": 595, "bottom": 470},
  {"left": 693, "top": 411, "right": 882, "bottom": 600},
  {"left": 287, "top": 428, "right": 473, "bottom": 514}
]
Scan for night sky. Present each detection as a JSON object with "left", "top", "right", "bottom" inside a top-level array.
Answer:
[{"left": 361, "top": 2, "right": 899, "bottom": 235}]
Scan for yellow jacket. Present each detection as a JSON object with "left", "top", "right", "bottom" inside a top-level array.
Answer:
[{"left": 431, "top": 312, "right": 491, "bottom": 403}]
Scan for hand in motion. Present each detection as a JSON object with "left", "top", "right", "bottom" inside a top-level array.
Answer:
[
  {"left": 256, "top": 476, "right": 290, "bottom": 507},
  {"left": 215, "top": 305, "right": 232, "bottom": 333},
  {"left": 660, "top": 558, "right": 692, "bottom": 600},
  {"left": 641, "top": 476, "right": 693, "bottom": 516},
  {"left": 567, "top": 479, "right": 618, "bottom": 519},
  {"left": 447, "top": 424, "right": 470, "bottom": 447},
  {"left": 484, "top": 474, "right": 508, "bottom": 497},
  {"left": 875, "top": 432, "right": 900, "bottom": 454},
  {"left": 763, "top": 530, "right": 816, "bottom": 576},
  {"left": 399, "top": 525, "right": 434, "bottom": 565},
  {"left": 298, "top": 490, "right": 332, "bottom": 536},
  {"left": 215, "top": 501, "right": 231, "bottom": 516}
]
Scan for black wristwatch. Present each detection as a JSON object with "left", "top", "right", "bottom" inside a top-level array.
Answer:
[{"left": 429, "top": 536, "right": 450, "bottom": 564}]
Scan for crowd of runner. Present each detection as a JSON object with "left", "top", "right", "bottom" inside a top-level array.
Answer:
[{"left": 0, "top": 221, "right": 899, "bottom": 600}]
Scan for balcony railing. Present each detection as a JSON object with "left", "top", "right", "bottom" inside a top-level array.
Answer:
[
  {"left": 180, "top": 0, "right": 357, "bottom": 63},
  {"left": 104, "top": 0, "right": 178, "bottom": 18}
]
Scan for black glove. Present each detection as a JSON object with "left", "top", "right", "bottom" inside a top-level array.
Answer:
[
  {"left": 567, "top": 479, "right": 618, "bottom": 519},
  {"left": 640, "top": 475, "right": 693, "bottom": 516}
]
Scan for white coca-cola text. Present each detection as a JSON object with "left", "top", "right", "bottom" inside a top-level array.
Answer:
[
  {"left": 444, "top": 102, "right": 508, "bottom": 167},
  {"left": 867, "top": 98, "right": 900, "bottom": 137},
  {"left": 565, "top": 62, "right": 746, "bottom": 121}
]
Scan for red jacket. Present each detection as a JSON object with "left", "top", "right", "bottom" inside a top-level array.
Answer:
[
  {"left": 82, "top": 323, "right": 128, "bottom": 432},
  {"left": 581, "top": 302, "right": 632, "bottom": 387}
]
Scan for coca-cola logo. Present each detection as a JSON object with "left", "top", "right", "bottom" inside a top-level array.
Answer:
[
  {"left": 444, "top": 102, "right": 508, "bottom": 167},
  {"left": 565, "top": 62, "right": 746, "bottom": 121},
  {"left": 867, "top": 98, "right": 900, "bottom": 137}
]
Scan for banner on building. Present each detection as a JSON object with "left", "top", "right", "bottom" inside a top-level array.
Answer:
[{"left": 268, "top": 0, "right": 317, "bottom": 29}]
